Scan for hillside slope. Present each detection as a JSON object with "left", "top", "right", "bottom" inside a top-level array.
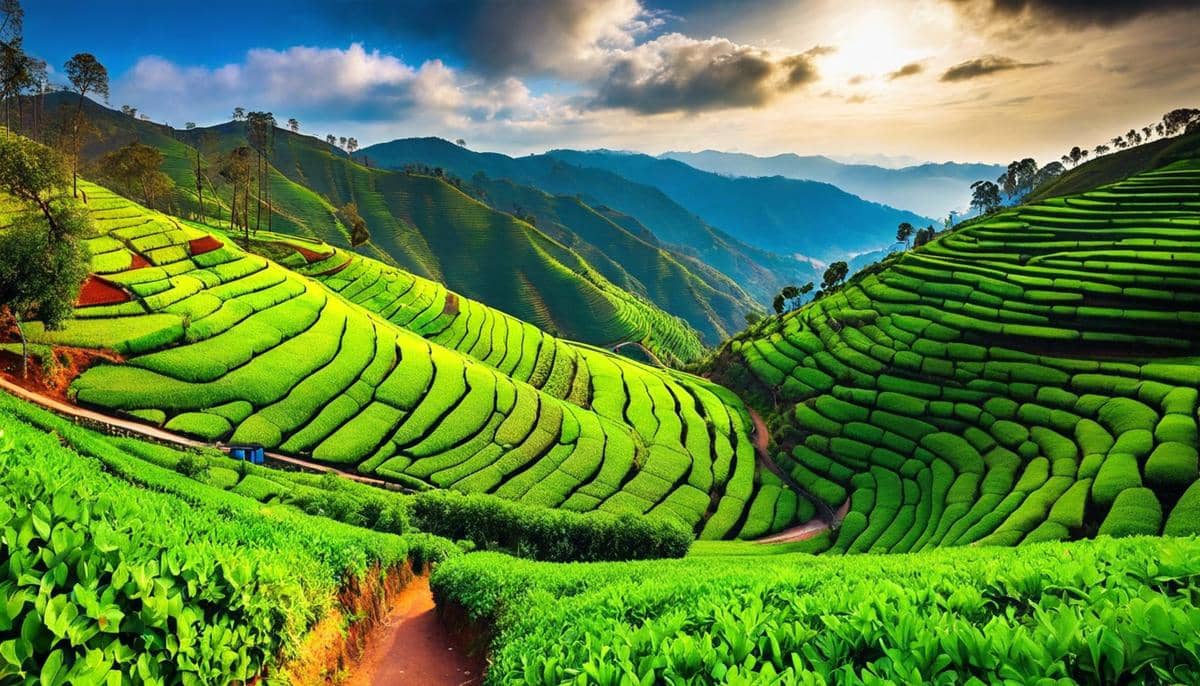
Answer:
[
  {"left": 545, "top": 149, "right": 934, "bottom": 259},
  {"left": 357, "top": 137, "right": 819, "bottom": 301},
  {"left": 707, "top": 158, "right": 1200, "bottom": 552},
  {"left": 10, "top": 180, "right": 807, "bottom": 540},
  {"left": 1030, "top": 130, "right": 1200, "bottom": 202},
  {"left": 661, "top": 149, "right": 1002, "bottom": 218},
  {"left": 45, "top": 96, "right": 709, "bottom": 359},
  {"left": 467, "top": 175, "right": 760, "bottom": 342}
]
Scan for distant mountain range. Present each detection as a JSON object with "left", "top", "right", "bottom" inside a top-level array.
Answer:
[
  {"left": 660, "top": 150, "right": 1004, "bottom": 219},
  {"left": 359, "top": 139, "right": 926, "bottom": 265},
  {"left": 542, "top": 149, "right": 931, "bottom": 260},
  {"left": 356, "top": 137, "right": 821, "bottom": 303}
]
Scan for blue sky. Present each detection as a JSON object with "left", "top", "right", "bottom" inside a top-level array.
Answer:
[{"left": 20, "top": 0, "right": 1200, "bottom": 162}]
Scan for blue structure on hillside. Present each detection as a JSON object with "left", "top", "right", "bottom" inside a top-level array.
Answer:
[{"left": 228, "top": 445, "right": 265, "bottom": 465}]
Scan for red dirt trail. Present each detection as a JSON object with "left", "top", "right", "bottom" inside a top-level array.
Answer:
[
  {"left": 746, "top": 407, "right": 848, "bottom": 544},
  {"left": 344, "top": 576, "right": 482, "bottom": 686}
]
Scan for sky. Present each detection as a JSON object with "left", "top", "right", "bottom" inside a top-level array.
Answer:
[{"left": 22, "top": 0, "right": 1200, "bottom": 164}]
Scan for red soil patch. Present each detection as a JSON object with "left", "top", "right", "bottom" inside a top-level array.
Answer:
[
  {"left": 313, "top": 257, "right": 353, "bottom": 276},
  {"left": 267, "top": 241, "right": 333, "bottom": 264},
  {"left": 76, "top": 275, "right": 131, "bottom": 307},
  {"left": 0, "top": 346, "right": 123, "bottom": 401},
  {"left": 443, "top": 292, "right": 460, "bottom": 317},
  {"left": 343, "top": 576, "right": 483, "bottom": 686},
  {"left": 187, "top": 235, "right": 222, "bottom": 256},
  {"left": 129, "top": 253, "right": 151, "bottom": 269}
]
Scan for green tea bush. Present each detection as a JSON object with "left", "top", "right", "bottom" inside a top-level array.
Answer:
[
  {"left": 409, "top": 490, "right": 692, "bottom": 562},
  {"left": 434, "top": 537, "right": 1200, "bottom": 685},
  {"left": 1098, "top": 487, "right": 1162, "bottom": 537}
]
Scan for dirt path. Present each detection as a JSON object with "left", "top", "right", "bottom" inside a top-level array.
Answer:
[
  {"left": 344, "top": 576, "right": 482, "bottom": 686},
  {"left": 745, "top": 407, "right": 839, "bottom": 536},
  {"left": 612, "top": 341, "right": 666, "bottom": 368},
  {"left": 0, "top": 375, "right": 404, "bottom": 490},
  {"left": 757, "top": 499, "right": 851, "bottom": 543}
]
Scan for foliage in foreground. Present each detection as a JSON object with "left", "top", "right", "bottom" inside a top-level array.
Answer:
[
  {"left": 434, "top": 536, "right": 1200, "bottom": 685},
  {"left": 0, "top": 407, "right": 453, "bottom": 684}
]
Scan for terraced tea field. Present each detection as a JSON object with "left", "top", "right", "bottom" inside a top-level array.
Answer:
[
  {"left": 716, "top": 159, "right": 1200, "bottom": 552},
  {"left": 11, "top": 182, "right": 797, "bottom": 540}
]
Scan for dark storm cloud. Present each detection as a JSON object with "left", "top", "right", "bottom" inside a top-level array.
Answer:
[
  {"left": 887, "top": 62, "right": 924, "bottom": 80},
  {"left": 949, "top": 0, "right": 1200, "bottom": 27},
  {"left": 941, "top": 55, "right": 1052, "bottom": 81},
  {"left": 593, "top": 40, "right": 828, "bottom": 114},
  {"left": 316, "top": 0, "right": 654, "bottom": 76}
]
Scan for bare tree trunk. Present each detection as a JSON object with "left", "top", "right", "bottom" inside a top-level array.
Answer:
[{"left": 13, "top": 316, "right": 27, "bottom": 379}]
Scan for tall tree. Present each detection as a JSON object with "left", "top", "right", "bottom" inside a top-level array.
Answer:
[
  {"left": 1094, "top": 144, "right": 1110, "bottom": 156},
  {"left": 326, "top": 133, "right": 336, "bottom": 146},
  {"left": 346, "top": 137, "right": 358, "bottom": 154},
  {"left": 896, "top": 221, "right": 914, "bottom": 249},
  {"left": 63, "top": 52, "right": 108, "bottom": 198},
  {"left": 219, "top": 146, "right": 253, "bottom": 242},
  {"left": 231, "top": 106, "right": 245, "bottom": 121},
  {"left": 970, "top": 180, "right": 1001, "bottom": 215},
  {"left": 0, "top": 133, "right": 90, "bottom": 376},
  {"left": 96, "top": 141, "right": 172, "bottom": 209},
  {"left": 287, "top": 117, "right": 299, "bottom": 133},
  {"left": 821, "top": 261, "right": 849, "bottom": 292},
  {"left": 245, "top": 111, "right": 275, "bottom": 232},
  {"left": 341, "top": 201, "right": 369, "bottom": 246}
]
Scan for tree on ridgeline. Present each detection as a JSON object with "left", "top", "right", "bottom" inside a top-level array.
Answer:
[
  {"left": 287, "top": 117, "right": 299, "bottom": 133},
  {"left": 455, "top": 138, "right": 466, "bottom": 147},
  {"left": 63, "top": 52, "right": 108, "bottom": 199},
  {"left": 0, "top": 134, "right": 90, "bottom": 377},
  {"left": 1143, "top": 125, "right": 1154, "bottom": 141},
  {"left": 346, "top": 137, "right": 358, "bottom": 154},
  {"left": 1126, "top": 129, "right": 1142, "bottom": 146},
  {"left": 914, "top": 225, "right": 936, "bottom": 248},
  {"left": 772, "top": 293, "right": 785, "bottom": 314},
  {"left": 1111, "top": 135, "right": 1125, "bottom": 149},
  {"left": 744, "top": 311, "right": 762, "bottom": 326},
  {"left": 1162, "top": 108, "right": 1200, "bottom": 136},
  {"left": 1094, "top": 144, "right": 1109, "bottom": 157},
  {"left": 341, "top": 201, "right": 369, "bottom": 247},
  {"left": 231, "top": 107, "right": 244, "bottom": 121},
  {"left": 970, "top": 180, "right": 1001, "bottom": 215},
  {"left": 896, "top": 221, "right": 914, "bottom": 249},
  {"left": 1034, "top": 161, "right": 1065, "bottom": 191},
  {"left": 95, "top": 141, "right": 172, "bottom": 210},
  {"left": 821, "top": 261, "right": 849, "bottom": 292},
  {"left": 339, "top": 136, "right": 347, "bottom": 149},
  {"left": 325, "top": 134, "right": 336, "bottom": 146}
]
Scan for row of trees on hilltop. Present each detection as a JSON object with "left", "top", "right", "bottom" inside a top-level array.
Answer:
[
  {"left": 970, "top": 107, "right": 1200, "bottom": 217},
  {"left": 1058, "top": 108, "right": 1200, "bottom": 168}
]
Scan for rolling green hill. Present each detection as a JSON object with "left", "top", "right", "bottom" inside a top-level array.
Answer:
[
  {"left": 10, "top": 180, "right": 805, "bottom": 540},
  {"left": 1030, "top": 129, "right": 1200, "bottom": 202},
  {"left": 357, "top": 136, "right": 820, "bottom": 302},
  {"left": 466, "top": 174, "right": 761, "bottom": 342},
  {"left": 42, "top": 94, "right": 715, "bottom": 358},
  {"left": 707, "top": 158, "right": 1200, "bottom": 552}
]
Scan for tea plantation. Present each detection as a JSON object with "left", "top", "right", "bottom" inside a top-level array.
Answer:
[
  {"left": 713, "top": 159, "right": 1200, "bottom": 552},
  {"left": 433, "top": 536, "right": 1200, "bottom": 684},
  {"left": 11, "top": 182, "right": 793, "bottom": 540},
  {"left": 0, "top": 390, "right": 456, "bottom": 683}
]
